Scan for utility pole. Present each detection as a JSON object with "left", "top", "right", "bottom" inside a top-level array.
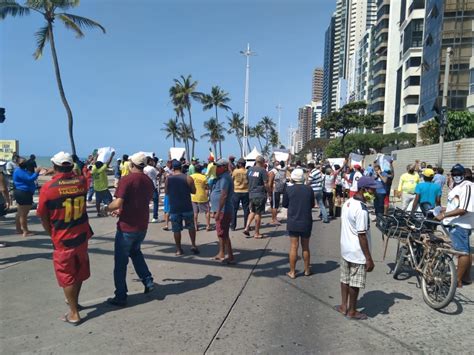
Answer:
[
  {"left": 240, "top": 43, "right": 256, "bottom": 157},
  {"left": 276, "top": 104, "right": 283, "bottom": 145},
  {"left": 438, "top": 47, "right": 452, "bottom": 168}
]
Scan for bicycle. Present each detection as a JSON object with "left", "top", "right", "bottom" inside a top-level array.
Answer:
[{"left": 387, "top": 209, "right": 467, "bottom": 309}]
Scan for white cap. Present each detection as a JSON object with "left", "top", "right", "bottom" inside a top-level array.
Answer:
[
  {"left": 290, "top": 168, "right": 304, "bottom": 183},
  {"left": 51, "top": 151, "right": 73, "bottom": 166},
  {"left": 129, "top": 152, "right": 147, "bottom": 167},
  {"left": 0, "top": 161, "right": 6, "bottom": 166}
]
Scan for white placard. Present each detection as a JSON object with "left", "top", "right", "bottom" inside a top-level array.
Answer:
[
  {"left": 97, "top": 147, "right": 115, "bottom": 163},
  {"left": 169, "top": 147, "right": 186, "bottom": 160},
  {"left": 327, "top": 158, "right": 345, "bottom": 169}
]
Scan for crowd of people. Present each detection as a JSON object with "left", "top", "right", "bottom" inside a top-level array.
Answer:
[{"left": 0, "top": 150, "right": 472, "bottom": 323}]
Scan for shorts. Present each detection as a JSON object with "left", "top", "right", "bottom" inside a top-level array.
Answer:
[
  {"left": 95, "top": 189, "right": 112, "bottom": 205},
  {"left": 14, "top": 189, "right": 34, "bottom": 206},
  {"left": 249, "top": 196, "right": 266, "bottom": 215},
  {"left": 53, "top": 243, "right": 90, "bottom": 287},
  {"left": 340, "top": 258, "right": 367, "bottom": 288},
  {"left": 270, "top": 192, "right": 281, "bottom": 209},
  {"left": 216, "top": 212, "right": 232, "bottom": 239},
  {"left": 448, "top": 226, "right": 471, "bottom": 254},
  {"left": 164, "top": 195, "right": 170, "bottom": 213},
  {"left": 170, "top": 211, "right": 195, "bottom": 232},
  {"left": 288, "top": 230, "right": 311, "bottom": 238},
  {"left": 384, "top": 194, "right": 390, "bottom": 207},
  {"left": 192, "top": 201, "right": 209, "bottom": 214},
  {"left": 335, "top": 185, "right": 344, "bottom": 198}
]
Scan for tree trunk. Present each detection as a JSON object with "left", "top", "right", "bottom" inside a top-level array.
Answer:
[
  {"left": 173, "top": 136, "right": 176, "bottom": 147},
  {"left": 179, "top": 115, "right": 190, "bottom": 161},
  {"left": 213, "top": 142, "right": 217, "bottom": 157},
  {"left": 187, "top": 107, "right": 195, "bottom": 157},
  {"left": 237, "top": 135, "right": 243, "bottom": 157},
  {"left": 48, "top": 24, "right": 76, "bottom": 155},
  {"left": 257, "top": 137, "right": 264, "bottom": 152},
  {"left": 247, "top": 137, "right": 251, "bottom": 152},
  {"left": 216, "top": 105, "right": 222, "bottom": 158}
]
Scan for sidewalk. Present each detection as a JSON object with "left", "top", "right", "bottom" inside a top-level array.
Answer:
[{"left": 0, "top": 206, "right": 473, "bottom": 354}]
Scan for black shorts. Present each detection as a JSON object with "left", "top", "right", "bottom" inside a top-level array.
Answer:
[
  {"left": 288, "top": 230, "right": 311, "bottom": 238},
  {"left": 270, "top": 192, "right": 281, "bottom": 209},
  {"left": 335, "top": 185, "right": 344, "bottom": 197},
  {"left": 95, "top": 189, "right": 113, "bottom": 205},
  {"left": 14, "top": 189, "right": 34, "bottom": 206},
  {"left": 249, "top": 196, "right": 266, "bottom": 215}
]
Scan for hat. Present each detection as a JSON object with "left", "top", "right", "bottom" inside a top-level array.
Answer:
[
  {"left": 130, "top": 152, "right": 147, "bottom": 167},
  {"left": 51, "top": 151, "right": 73, "bottom": 166},
  {"left": 357, "top": 176, "right": 378, "bottom": 190},
  {"left": 216, "top": 158, "right": 229, "bottom": 167},
  {"left": 228, "top": 155, "right": 235, "bottom": 161},
  {"left": 451, "top": 164, "right": 465, "bottom": 175},
  {"left": 0, "top": 161, "right": 6, "bottom": 166},
  {"left": 255, "top": 155, "right": 265, "bottom": 163},
  {"left": 208, "top": 156, "right": 215, "bottom": 162},
  {"left": 192, "top": 157, "right": 199, "bottom": 162},
  {"left": 291, "top": 168, "right": 304, "bottom": 183},
  {"left": 171, "top": 159, "right": 182, "bottom": 169},
  {"left": 422, "top": 168, "right": 435, "bottom": 177},
  {"left": 237, "top": 158, "right": 246, "bottom": 165},
  {"left": 353, "top": 164, "right": 361, "bottom": 169}
]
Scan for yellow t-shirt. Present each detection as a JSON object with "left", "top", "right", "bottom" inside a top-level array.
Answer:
[
  {"left": 120, "top": 161, "right": 131, "bottom": 177},
  {"left": 191, "top": 173, "right": 209, "bottom": 203},
  {"left": 206, "top": 162, "right": 216, "bottom": 180},
  {"left": 91, "top": 164, "right": 109, "bottom": 192},
  {"left": 232, "top": 168, "right": 249, "bottom": 193},
  {"left": 397, "top": 172, "right": 420, "bottom": 194}
]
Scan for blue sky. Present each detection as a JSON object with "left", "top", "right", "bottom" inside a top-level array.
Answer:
[{"left": 1, "top": 0, "right": 335, "bottom": 160}]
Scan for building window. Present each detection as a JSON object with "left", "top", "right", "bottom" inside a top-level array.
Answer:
[
  {"left": 404, "top": 76, "right": 421, "bottom": 88},
  {"left": 405, "top": 57, "right": 422, "bottom": 69},
  {"left": 403, "top": 114, "right": 418, "bottom": 124},
  {"left": 429, "top": 4, "right": 439, "bottom": 18},
  {"left": 470, "top": 68, "right": 474, "bottom": 94}
]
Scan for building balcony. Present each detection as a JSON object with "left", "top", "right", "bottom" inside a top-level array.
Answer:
[
  {"left": 402, "top": 103, "right": 419, "bottom": 115},
  {"left": 402, "top": 86, "right": 420, "bottom": 99}
]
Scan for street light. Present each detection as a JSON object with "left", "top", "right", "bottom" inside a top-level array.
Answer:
[
  {"left": 438, "top": 47, "right": 453, "bottom": 168},
  {"left": 276, "top": 104, "right": 283, "bottom": 145},
  {"left": 240, "top": 43, "right": 256, "bottom": 157}
]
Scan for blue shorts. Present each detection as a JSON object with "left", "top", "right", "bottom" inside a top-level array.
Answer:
[
  {"left": 170, "top": 211, "right": 195, "bottom": 232},
  {"left": 448, "top": 226, "right": 471, "bottom": 254},
  {"left": 164, "top": 195, "right": 170, "bottom": 213}
]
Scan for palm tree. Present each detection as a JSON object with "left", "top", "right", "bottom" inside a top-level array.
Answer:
[
  {"left": 201, "top": 118, "right": 225, "bottom": 157},
  {"left": 227, "top": 112, "right": 244, "bottom": 157},
  {"left": 169, "top": 75, "right": 202, "bottom": 157},
  {"left": 178, "top": 122, "right": 195, "bottom": 159},
  {"left": 251, "top": 124, "right": 265, "bottom": 152},
  {"left": 0, "top": 0, "right": 106, "bottom": 155},
  {"left": 162, "top": 119, "right": 181, "bottom": 147},
  {"left": 200, "top": 86, "right": 231, "bottom": 157},
  {"left": 259, "top": 116, "right": 276, "bottom": 148}
]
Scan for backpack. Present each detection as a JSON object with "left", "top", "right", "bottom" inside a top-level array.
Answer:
[{"left": 274, "top": 169, "right": 286, "bottom": 193}]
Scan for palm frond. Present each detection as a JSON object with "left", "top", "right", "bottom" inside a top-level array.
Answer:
[
  {"left": 25, "top": 0, "right": 44, "bottom": 9},
  {"left": 33, "top": 25, "right": 49, "bottom": 59},
  {"left": 58, "top": 13, "right": 83, "bottom": 37},
  {"left": 50, "top": 0, "right": 79, "bottom": 10},
  {"left": 58, "top": 12, "right": 106, "bottom": 33},
  {"left": 0, "top": 1, "right": 30, "bottom": 19}
]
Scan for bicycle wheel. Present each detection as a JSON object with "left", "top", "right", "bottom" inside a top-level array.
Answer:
[
  {"left": 393, "top": 246, "right": 408, "bottom": 279},
  {"left": 421, "top": 254, "right": 457, "bottom": 310}
]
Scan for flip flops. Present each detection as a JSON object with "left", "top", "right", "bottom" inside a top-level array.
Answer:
[{"left": 61, "top": 313, "right": 81, "bottom": 326}]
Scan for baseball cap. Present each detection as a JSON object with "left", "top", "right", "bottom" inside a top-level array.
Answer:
[
  {"left": 255, "top": 155, "right": 265, "bottom": 163},
  {"left": 129, "top": 152, "right": 147, "bottom": 167},
  {"left": 291, "top": 168, "right": 304, "bottom": 183},
  {"left": 353, "top": 164, "right": 361, "bottom": 169},
  {"left": 357, "top": 176, "right": 378, "bottom": 190},
  {"left": 172, "top": 159, "right": 182, "bottom": 169},
  {"left": 216, "top": 158, "right": 229, "bottom": 166},
  {"left": 422, "top": 168, "right": 435, "bottom": 177},
  {"left": 192, "top": 156, "right": 199, "bottom": 162},
  {"left": 51, "top": 151, "right": 73, "bottom": 166},
  {"left": 237, "top": 158, "right": 246, "bottom": 165},
  {"left": 451, "top": 164, "right": 465, "bottom": 175}
]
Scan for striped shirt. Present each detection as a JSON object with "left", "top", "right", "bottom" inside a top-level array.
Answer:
[{"left": 308, "top": 168, "right": 323, "bottom": 192}]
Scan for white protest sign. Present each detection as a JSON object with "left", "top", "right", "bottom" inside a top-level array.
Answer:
[{"left": 97, "top": 147, "right": 115, "bottom": 163}]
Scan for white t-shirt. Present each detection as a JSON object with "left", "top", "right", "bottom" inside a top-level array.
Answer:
[
  {"left": 143, "top": 166, "right": 159, "bottom": 189},
  {"left": 323, "top": 174, "right": 335, "bottom": 193},
  {"left": 350, "top": 171, "right": 363, "bottom": 192},
  {"left": 444, "top": 180, "right": 474, "bottom": 230},
  {"left": 340, "top": 197, "right": 371, "bottom": 264}
]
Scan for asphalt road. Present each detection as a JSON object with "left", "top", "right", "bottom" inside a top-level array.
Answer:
[{"left": 0, "top": 205, "right": 473, "bottom": 354}]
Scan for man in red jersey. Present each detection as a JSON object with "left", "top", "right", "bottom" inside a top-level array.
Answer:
[{"left": 37, "top": 152, "right": 93, "bottom": 325}]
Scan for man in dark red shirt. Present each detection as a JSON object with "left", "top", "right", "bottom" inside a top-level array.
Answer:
[
  {"left": 37, "top": 152, "right": 93, "bottom": 325},
  {"left": 104, "top": 152, "right": 155, "bottom": 306}
]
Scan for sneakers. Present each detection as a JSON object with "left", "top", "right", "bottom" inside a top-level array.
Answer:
[
  {"left": 107, "top": 297, "right": 127, "bottom": 307},
  {"left": 151, "top": 218, "right": 159, "bottom": 223},
  {"left": 144, "top": 283, "right": 155, "bottom": 294}
]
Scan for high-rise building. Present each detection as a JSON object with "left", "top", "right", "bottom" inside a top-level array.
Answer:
[
  {"left": 418, "top": 0, "right": 474, "bottom": 123},
  {"left": 322, "top": 14, "right": 336, "bottom": 118},
  {"left": 298, "top": 105, "right": 313, "bottom": 147},
  {"left": 468, "top": 54, "right": 474, "bottom": 112},
  {"left": 389, "top": 0, "right": 425, "bottom": 134},
  {"left": 312, "top": 68, "right": 324, "bottom": 102},
  {"left": 311, "top": 101, "right": 323, "bottom": 138},
  {"left": 354, "top": 29, "right": 373, "bottom": 103}
]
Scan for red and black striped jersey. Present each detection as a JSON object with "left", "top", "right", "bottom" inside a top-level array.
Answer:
[{"left": 37, "top": 172, "right": 93, "bottom": 250}]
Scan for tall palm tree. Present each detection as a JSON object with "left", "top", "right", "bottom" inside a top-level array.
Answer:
[
  {"left": 251, "top": 124, "right": 265, "bottom": 152},
  {"left": 202, "top": 118, "right": 225, "bottom": 157},
  {"left": 178, "top": 122, "right": 195, "bottom": 159},
  {"left": 169, "top": 75, "right": 202, "bottom": 157},
  {"left": 0, "top": 0, "right": 105, "bottom": 155},
  {"left": 259, "top": 116, "right": 276, "bottom": 148},
  {"left": 161, "top": 118, "right": 181, "bottom": 147},
  {"left": 200, "top": 86, "right": 231, "bottom": 157},
  {"left": 227, "top": 112, "right": 244, "bottom": 157}
]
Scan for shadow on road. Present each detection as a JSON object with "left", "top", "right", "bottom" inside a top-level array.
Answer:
[
  {"left": 83, "top": 274, "right": 222, "bottom": 323},
  {"left": 358, "top": 290, "right": 412, "bottom": 318}
]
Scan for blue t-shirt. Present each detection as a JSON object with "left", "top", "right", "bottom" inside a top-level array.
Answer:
[
  {"left": 375, "top": 172, "right": 388, "bottom": 194},
  {"left": 433, "top": 174, "right": 446, "bottom": 189},
  {"left": 210, "top": 172, "right": 234, "bottom": 213},
  {"left": 13, "top": 168, "right": 39, "bottom": 193},
  {"left": 415, "top": 182, "right": 441, "bottom": 208}
]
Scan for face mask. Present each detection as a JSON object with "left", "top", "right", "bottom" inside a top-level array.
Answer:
[
  {"left": 452, "top": 176, "right": 464, "bottom": 185},
  {"left": 363, "top": 191, "right": 375, "bottom": 203}
]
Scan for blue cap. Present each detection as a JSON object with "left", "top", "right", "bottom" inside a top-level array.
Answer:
[
  {"left": 451, "top": 164, "right": 465, "bottom": 175},
  {"left": 357, "top": 176, "right": 378, "bottom": 190},
  {"left": 171, "top": 159, "right": 182, "bottom": 169}
]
